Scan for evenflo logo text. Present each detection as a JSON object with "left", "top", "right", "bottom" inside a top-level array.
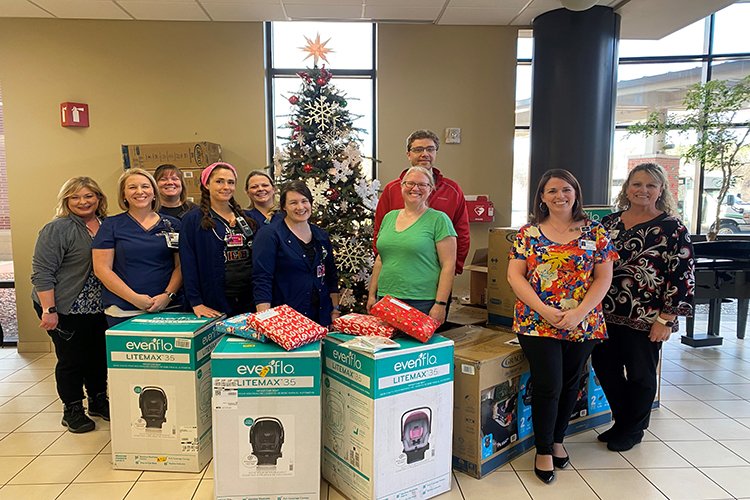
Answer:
[
  {"left": 237, "top": 360, "right": 294, "bottom": 377},
  {"left": 394, "top": 352, "right": 437, "bottom": 372},
  {"left": 125, "top": 338, "right": 173, "bottom": 351},
  {"left": 332, "top": 349, "right": 362, "bottom": 370}
]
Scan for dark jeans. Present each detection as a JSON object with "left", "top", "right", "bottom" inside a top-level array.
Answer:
[
  {"left": 517, "top": 334, "right": 597, "bottom": 454},
  {"left": 592, "top": 322, "right": 661, "bottom": 436},
  {"left": 33, "top": 302, "right": 108, "bottom": 405}
]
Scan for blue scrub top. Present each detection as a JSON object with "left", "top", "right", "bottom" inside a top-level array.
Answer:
[
  {"left": 247, "top": 208, "right": 284, "bottom": 228},
  {"left": 92, "top": 212, "right": 180, "bottom": 311}
]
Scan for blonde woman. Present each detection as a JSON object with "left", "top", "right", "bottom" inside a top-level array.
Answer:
[
  {"left": 31, "top": 177, "right": 109, "bottom": 433},
  {"left": 245, "top": 170, "right": 282, "bottom": 226},
  {"left": 93, "top": 168, "right": 182, "bottom": 326}
]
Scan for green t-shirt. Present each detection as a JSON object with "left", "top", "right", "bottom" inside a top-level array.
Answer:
[{"left": 376, "top": 208, "right": 457, "bottom": 300}]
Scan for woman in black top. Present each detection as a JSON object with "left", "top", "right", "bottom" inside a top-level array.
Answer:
[
  {"left": 593, "top": 163, "right": 695, "bottom": 452},
  {"left": 155, "top": 164, "right": 197, "bottom": 219}
]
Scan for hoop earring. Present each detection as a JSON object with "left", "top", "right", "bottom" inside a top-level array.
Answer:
[{"left": 539, "top": 202, "right": 548, "bottom": 212}]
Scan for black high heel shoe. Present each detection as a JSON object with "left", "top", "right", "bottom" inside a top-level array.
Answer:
[
  {"left": 534, "top": 454, "right": 555, "bottom": 484},
  {"left": 552, "top": 444, "right": 570, "bottom": 469}
]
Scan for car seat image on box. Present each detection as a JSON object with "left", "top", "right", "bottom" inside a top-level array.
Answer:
[
  {"left": 139, "top": 386, "right": 168, "bottom": 429},
  {"left": 250, "top": 417, "right": 285, "bottom": 465},
  {"left": 401, "top": 407, "right": 432, "bottom": 464}
]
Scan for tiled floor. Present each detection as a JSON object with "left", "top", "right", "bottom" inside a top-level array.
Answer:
[{"left": 0, "top": 317, "right": 749, "bottom": 499}]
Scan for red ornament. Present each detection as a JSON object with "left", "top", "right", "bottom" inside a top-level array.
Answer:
[
  {"left": 316, "top": 77, "right": 327, "bottom": 85},
  {"left": 289, "top": 95, "right": 299, "bottom": 105},
  {"left": 303, "top": 164, "right": 314, "bottom": 173},
  {"left": 327, "top": 188, "right": 339, "bottom": 201}
]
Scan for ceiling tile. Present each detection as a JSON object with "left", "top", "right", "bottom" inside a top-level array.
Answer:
[
  {"left": 282, "top": 0, "right": 362, "bottom": 5},
  {"left": 0, "top": 0, "right": 53, "bottom": 17},
  {"left": 118, "top": 1, "right": 211, "bottom": 20},
  {"left": 201, "top": 2, "right": 286, "bottom": 21},
  {"left": 365, "top": 0, "right": 439, "bottom": 5},
  {"left": 32, "top": 0, "right": 131, "bottom": 19},
  {"left": 446, "top": 0, "right": 529, "bottom": 8},
  {"left": 512, "top": 0, "right": 566, "bottom": 25},
  {"left": 283, "top": 3, "right": 363, "bottom": 19},
  {"left": 364, "top": 5, "right": 442, "bottom": 21},
  {"left": 439, "top": 7, "right": 523, "bottom": 25}
]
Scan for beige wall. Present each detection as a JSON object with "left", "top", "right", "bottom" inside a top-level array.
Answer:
[
  {"left": 0, "top": 19, "right": 267, "bottom": 351},
  {"left": 377, "top": 25, "right": 518, "bottom": 293}
]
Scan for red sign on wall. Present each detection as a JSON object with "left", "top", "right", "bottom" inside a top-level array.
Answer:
[{"left": 60, "top": 102, "right": 89, "bottom": 127}]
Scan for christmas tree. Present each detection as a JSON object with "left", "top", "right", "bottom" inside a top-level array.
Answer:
[{"left": 274, "top": 34, "right": 379, "bottom": 313}]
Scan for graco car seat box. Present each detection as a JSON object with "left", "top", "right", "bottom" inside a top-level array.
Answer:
[
  {"left": 211, "top": 336, "right": 321, "bottom": 500},
  {"left": 321, "top": 333, "right": 454, "bottom": 500},
  {"left": 105, "top": 313, "right": 223, "bottom": 472}
]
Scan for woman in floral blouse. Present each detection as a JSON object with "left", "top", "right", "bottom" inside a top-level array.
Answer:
[
  {"left": 593, "top": 163, "right": 694, "bottom": 452},
  {"left": 507, "top": 169, "right": 617, "bottom": 484}
]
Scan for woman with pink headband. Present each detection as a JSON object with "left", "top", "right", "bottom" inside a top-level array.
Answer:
[{"left": 179, "top": 162, "right": 259, "bottom": 318}]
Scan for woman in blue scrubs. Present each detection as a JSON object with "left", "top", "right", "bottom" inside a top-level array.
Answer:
[
  {"left": 93, "top": 168, "right": 182, "bottom": 326},
  {"left": 244, "top": 170, "right": 283, "bottom": 227},
  {"left": 180, "top": 162, "right": 258, "bottom": 318},
  {"left": 253, "top": 180, "right": 340, "bottom": 326}
]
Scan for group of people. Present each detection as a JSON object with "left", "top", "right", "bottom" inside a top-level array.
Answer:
[
  {"left": 508, "top": 164, "right": 695, "bottom": 484},
  {"left": 30, "top": 129, "right": 695, "bottom": 490},
  {"left": 30, "top": 129, "right": 470, "bottom": 434}
]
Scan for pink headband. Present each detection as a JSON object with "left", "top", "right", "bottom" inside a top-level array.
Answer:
[{"left": 201, "top": 162, "right": 238, "bottom": 187}]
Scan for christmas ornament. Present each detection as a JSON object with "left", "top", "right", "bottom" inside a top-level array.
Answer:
[
  {"left": 327, "top": 188, "right": 340, "bottom": 201},
  {"left": 316, "top": 78, "right": 327, "bottom": 85},
  {"left": 289, "top": 95, "right": 299, "bottom": 105},
  {"left": 303, "top": 95, "right": 340, "bottom": 131},
  {"left": 305, "top": 178, "right": 330, "bottom": 208},
  {"left": 300, "top": 33, "right": 334, "bottom": 66},
  {"left": 303, "top": 164, "right": 314, "bottom": 173}
]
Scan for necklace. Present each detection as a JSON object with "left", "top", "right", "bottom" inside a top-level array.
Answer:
[{"left": 546, "top": 220, "right": 579, "bottom": 233}]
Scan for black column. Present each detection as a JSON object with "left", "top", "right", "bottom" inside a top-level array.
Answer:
[{"left": 529, "top": 6, "right": 620, "bottom": 205}]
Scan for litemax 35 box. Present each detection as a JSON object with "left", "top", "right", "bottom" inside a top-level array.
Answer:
[
  {"left": 106, "top": 313, "right": 222, "bottom": 472},
  {"left": 322, "top": 333, "right": 454, "bottom": 500},
  {"left": 211, "top": 336, "right": 321, "bottom": 500}
]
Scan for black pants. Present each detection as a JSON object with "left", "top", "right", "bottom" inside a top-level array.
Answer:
[
  {"left": 517, "top": 334, "right": 596, "bottom": 454},
  {"left": 34, "top": 303, "right": 108, "bottom": 405},
  {"left": 591, "top": 322, "right": 661, "bottom": 436}
]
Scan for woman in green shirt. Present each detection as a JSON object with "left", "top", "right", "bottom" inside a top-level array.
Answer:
[{"left": 368, "top": 166, "right": 457, "bottom": 324}]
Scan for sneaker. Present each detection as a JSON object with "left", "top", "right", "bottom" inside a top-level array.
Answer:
[
  {"left": 62, "top": 401, "right": 96, "bottom": 433},
  {"left": 87, "top": 392, "right": 110, "bottom": 421}
]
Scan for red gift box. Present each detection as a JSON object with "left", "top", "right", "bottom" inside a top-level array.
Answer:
[
  {"left": 332, "top": 313, "right": 396, "bottom": 338},
  {"left": 248, "top": 304, "right": 327, "bottom": 350},
  {"left": 369, "top": 296, "right": 441, "bottom": 343}
]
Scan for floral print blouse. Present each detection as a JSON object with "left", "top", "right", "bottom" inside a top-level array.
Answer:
[
  {"left": 509, "top": 221, "right": 618, "bottom": 342},
  {"left": 601, "top": 211, "right": 695, "bottom": 332}
]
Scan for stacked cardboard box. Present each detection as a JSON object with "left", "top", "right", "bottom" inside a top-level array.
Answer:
[
  {"left": 486, "top": 228, "right": 518, "bottom": 326},
  {"left": 105, "top": 313, "right": 222, "bottom": 472}
]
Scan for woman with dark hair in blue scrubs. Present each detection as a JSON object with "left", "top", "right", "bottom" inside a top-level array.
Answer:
[
  {"left": 93, "top": 168, "right": 182, "bottom": 326},
  {"left": 252, "top": 180, "right": 340, "bottom": 326}
]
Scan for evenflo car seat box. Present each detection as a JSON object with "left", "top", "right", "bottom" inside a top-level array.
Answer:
[
  {"left": 211, "top": 336, "right": 321, "bottom": 500},
  {"left": 105, "top": 313, "right": 222, "bottom": 472},
  {"left": 322, "top": 333, "right": 454, "bottom": 500}
]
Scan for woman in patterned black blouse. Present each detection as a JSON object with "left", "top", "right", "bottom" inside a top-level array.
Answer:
[{"left": 593, "top": 163, "right": 695, "bottom": 452}]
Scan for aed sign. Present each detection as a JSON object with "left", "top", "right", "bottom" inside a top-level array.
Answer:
[{"left": 60, "top": 102, "right": 89, "bottom": 127}]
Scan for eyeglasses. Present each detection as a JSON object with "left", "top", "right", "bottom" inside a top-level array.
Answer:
[
  {"left": 409, "top": 146, "right": 437, "bottom": 154},
  {"left": 402, "top": 181, "right": 431, "bottom": 190}
]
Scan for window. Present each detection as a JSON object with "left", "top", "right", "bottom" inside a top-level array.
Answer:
[{"left": 266, "top": 22, "right": 376, "bottom": 176}]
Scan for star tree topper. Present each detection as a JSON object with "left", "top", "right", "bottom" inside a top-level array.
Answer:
[{"left": 300, "top": 33, "right": 334, "bottom": 66}]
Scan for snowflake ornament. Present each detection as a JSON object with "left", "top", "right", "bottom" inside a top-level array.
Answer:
[
  {"left": 334, "top": 236, "right": 374, "bottom": 273},
  {"left": 355, "top": 178, "right": 380, "bottom": 211},
  {"left": 303, "top": 96, "right": 340, "bottom": 131},
  {"left": 353, "top": 267, "right": 371, "bottom": 283},
  {"left": 305, "top": 178, "right": 330, "bottom": 208},
  {"left": 338, "top": 288, "right": 356, "bottom": 307},
  {"left": 330, "top": 159, "right": 354, "bottom": 183}
]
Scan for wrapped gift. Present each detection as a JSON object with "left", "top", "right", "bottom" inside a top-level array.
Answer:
[
  {"left": 248, "top": 304, "right": 327, "bottom": 351},
  {"left": 333, "top": 313, "right": 396, "bottom": 338},
  {"left": 216, "top": 313, "right": 267, "bottom": 342},
  {"left": 369, "top": 296, "right": 441, "bottom": 343}
]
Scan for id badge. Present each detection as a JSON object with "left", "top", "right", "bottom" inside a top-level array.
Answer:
[
  {"left": 580, "top": 239, "right": 596, "bottom": 251},
  {"left": 316, "top": 263, "right": 325, "bottom": 278},
  {"left": 226, "top": 234, "right": 244, "bottom": 247},
  {"left": 164, "top": 232, "right": 179, "bottom": 249}
]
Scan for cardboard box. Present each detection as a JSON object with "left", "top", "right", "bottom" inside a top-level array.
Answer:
[
  {"left": 211, "top": 336, "right": 321, "bottom": 500},
  {"left": 464, "top": 248, "right": 488, "bottom": 306},
  {"left": 447, "top": 304, "right": 487, "bottom": 326},
  {"left": 447, "top": 326, "right": 614, "bottom": 479},
  {"left": 122, "top": 141, "right": 222, "bottom": 171},
  {"left": 487, "top": 228, "right": 518, "bottom": 326},
  {"left": 106, "top": 313, "right": 223, "bottom": 472},
  {"left": 322, "top": 333, "right": 454, "bottom": 500},
  {"left": 464, "top": 195, "right": 495, "bottom": 223}
]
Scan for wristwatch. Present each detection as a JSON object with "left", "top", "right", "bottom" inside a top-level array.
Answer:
[
  {"left": 655, "top": 316, "right": 675, "bottom": 327},
  {"left": 165, "top": 291, "right": 177, "bottom": 301},
  {"left": 43, "top": 306, "right": 57, "bottom": 314}
]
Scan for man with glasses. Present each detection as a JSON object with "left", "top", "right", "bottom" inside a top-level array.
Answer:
[{"left": 374, "top": 129, "right": 470, "bottom": 278}]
